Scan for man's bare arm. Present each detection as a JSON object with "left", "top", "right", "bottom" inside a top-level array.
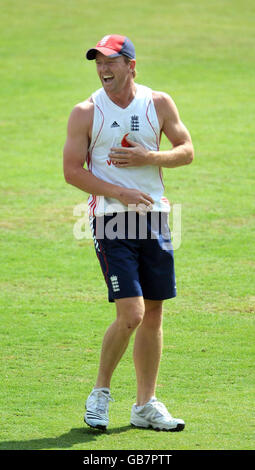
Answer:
[
  {"left": 63, "top": 102, "right": 154, "bottom": 207},
  {"left": 148, "top": 91, "right": 194, "bottom": 167},
  {"left": 109, "top": 92, "right": 194, "bottom": 168}
]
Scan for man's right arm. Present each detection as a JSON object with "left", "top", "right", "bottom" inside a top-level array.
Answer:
[
  {"left": 63, "top": 101, "right": 154, "bottom": 208},
  {"left": 63, "top": 101, "right": 121, "bottom": 198}
]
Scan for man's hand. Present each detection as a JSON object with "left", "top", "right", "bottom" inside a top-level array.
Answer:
[
  {"left": 109, "top": 138, "right": 150, "bottom": 167},
  {"left": 117, "top": 187, "right": 154, "bottom": 215}
]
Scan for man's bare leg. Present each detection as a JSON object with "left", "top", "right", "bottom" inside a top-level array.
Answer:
[
  {"left": 133, "top": 300, "right": 163, "bottom": 405},
  {"left": 95, "top": 296, "right": 145, "bottom": 389}
]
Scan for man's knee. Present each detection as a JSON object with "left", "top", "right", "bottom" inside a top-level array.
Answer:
[
  {"left": 126, "top": 311, "right": 144, "bottom": 330},
  {"left": 115, "top": 297, "right": 144, "bottom": 331},
  {"left": 143, "top": 300, "right": 163, "bottom": 329}
]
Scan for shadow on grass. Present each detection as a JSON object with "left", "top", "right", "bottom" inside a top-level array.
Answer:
[{"left": 0, "top": 425, "right": 132, "bottom": 450}]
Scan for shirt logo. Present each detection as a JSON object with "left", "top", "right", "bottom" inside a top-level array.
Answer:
[
  {"left": 131, "top": 115, "right": 139, "bottom": 131},
  {"left": 111, "top": 121, "right": 120, "bottom": 128}
]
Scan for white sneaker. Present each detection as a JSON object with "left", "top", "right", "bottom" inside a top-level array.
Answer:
[
  {"left": 130, "top": 397, "right": 185, "bottom": 432},
  {"left": 84, "top": 388, "right": 114, "bottom": 430}
]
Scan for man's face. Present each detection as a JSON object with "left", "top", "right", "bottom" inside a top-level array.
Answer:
[{"left": 95, "top": 52, "right": 135, "bottom": 93}]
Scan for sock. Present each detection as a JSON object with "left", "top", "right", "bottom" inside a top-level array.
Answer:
[
  {"left": 136, "top": 396, "right": 156, "bottom": 409},
  {"left": 93, "top": 387, "right": 110, "bottom": 394}
]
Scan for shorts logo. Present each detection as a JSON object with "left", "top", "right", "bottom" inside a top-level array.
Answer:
[
  {"left": 131, "top": 115, "right": 139, "bottom": 131},
  {"left": 110, "top": 275, "right": 120, "bottom": 292}
]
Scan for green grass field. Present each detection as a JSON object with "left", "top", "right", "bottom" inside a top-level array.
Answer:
[{"left": 1, "top": 0, "right": 254, "bottom": 451}]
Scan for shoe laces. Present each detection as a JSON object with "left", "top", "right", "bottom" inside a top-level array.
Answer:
[
  {"left": 149, "top": 399, "right": 172, "bottom": 419},
  {"left": 94, "top": 390, "right": 114, "bottom": 413}
]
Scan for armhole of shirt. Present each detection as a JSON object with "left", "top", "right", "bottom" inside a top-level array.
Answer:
[
  {"left": 149, "top": 93, "right": 161, "bottom": 138},
  {"left": 89, "top": 92, "right": 104, "bottom": 153},
  {"left": 146, "top": 93, "right": 160, "bottom": 150},
  {"left": 88, "top": 94, "right": 95, "bottom": 153}
]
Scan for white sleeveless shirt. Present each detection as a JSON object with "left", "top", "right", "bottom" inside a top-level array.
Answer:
[{"left": 87, "top": 83, "right": 170, "bottom": 216}]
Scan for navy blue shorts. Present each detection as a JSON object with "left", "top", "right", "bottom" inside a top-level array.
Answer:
[{"left": 91, "top": 212, "right": 176, "bottom": 302}]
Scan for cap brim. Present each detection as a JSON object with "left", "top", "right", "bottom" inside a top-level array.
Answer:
[{"left": 86, "top": 47, "right": 121, "bottom": 60}]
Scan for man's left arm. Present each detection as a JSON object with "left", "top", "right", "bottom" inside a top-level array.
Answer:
[{"left": 109, "top": 91, "right": 194, "bottom": 168}]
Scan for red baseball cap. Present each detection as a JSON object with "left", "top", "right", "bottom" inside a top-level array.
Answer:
[{"left": 86, "top": 34, "right": 136, "bottom": 60}]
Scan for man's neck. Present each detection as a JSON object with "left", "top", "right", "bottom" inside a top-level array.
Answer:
[{"left": 106, "top": 81, "right": 136, "bottom": 109}]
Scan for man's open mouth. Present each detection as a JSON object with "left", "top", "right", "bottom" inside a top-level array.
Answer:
[{"left": 103, "top": 75, "right": 114, "bottom": 83}]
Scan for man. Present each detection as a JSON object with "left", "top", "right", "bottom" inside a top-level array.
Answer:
[{"left": 63, "top": 34, "right": 194, "bottom": 432}]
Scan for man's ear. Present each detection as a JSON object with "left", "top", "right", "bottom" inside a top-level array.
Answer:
[{"left": 129, "top": 59, "right": 136, "bottom": 74}]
